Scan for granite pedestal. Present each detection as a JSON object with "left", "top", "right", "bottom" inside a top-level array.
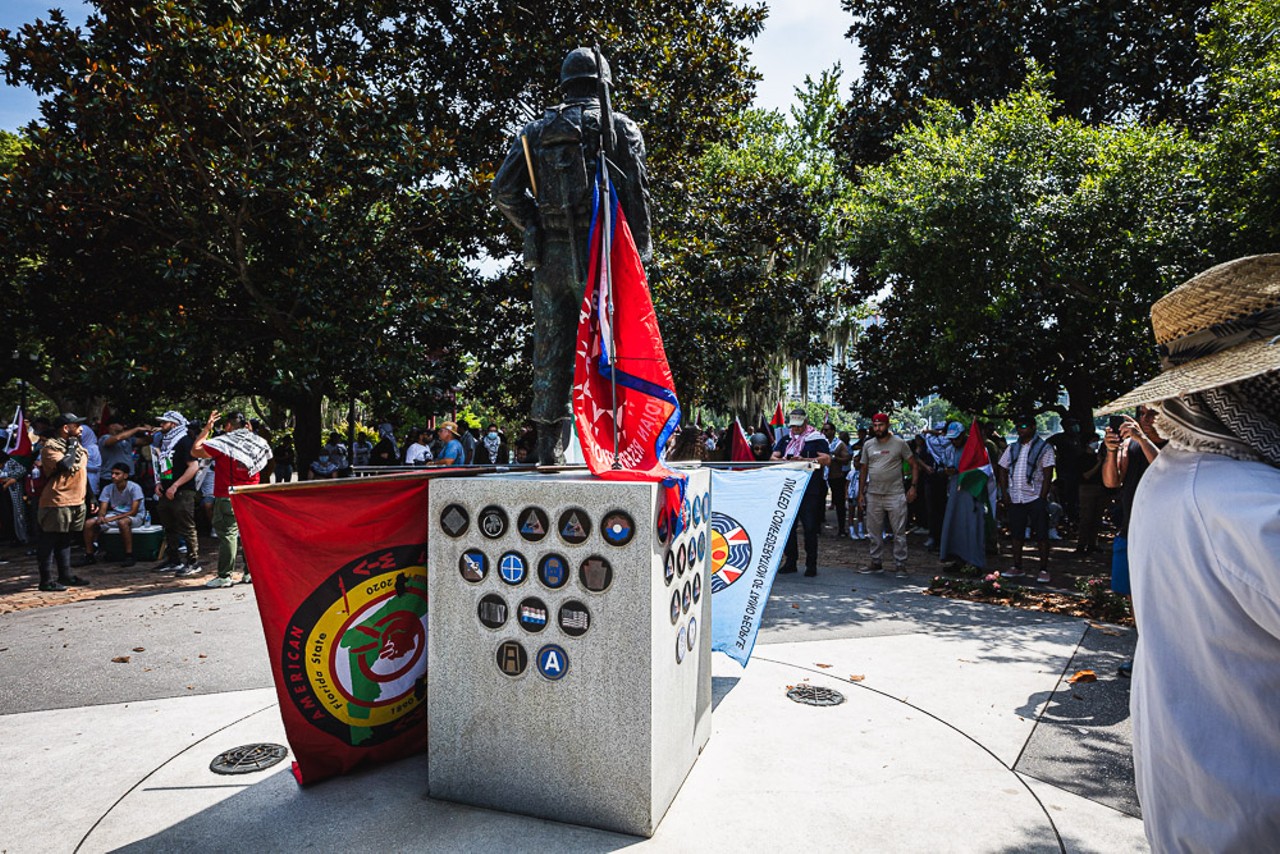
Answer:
[{"left": 427, "top": 468, "right": 712, "bottom": 837}]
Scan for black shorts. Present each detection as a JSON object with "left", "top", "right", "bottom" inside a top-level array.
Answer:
[{"left": 1007, "top": 497, "right": 1049, "bottom": 541}]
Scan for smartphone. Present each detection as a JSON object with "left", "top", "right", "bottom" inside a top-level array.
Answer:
[{"left": 1108, "top": 415, "right": 1125, "bottom": 433}]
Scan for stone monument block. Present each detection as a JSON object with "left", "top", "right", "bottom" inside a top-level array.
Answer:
[{"left": 427, "top": 468, "right": 712, "bottom": 837}]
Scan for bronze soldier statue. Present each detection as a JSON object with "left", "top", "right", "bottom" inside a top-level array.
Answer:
[{"left": 492, "top": 47, "right": 651, "bottom": 465}]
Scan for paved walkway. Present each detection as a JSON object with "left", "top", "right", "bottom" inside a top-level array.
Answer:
[{"left": 0, "top": 545, "right": 1143, "bottom": 852}]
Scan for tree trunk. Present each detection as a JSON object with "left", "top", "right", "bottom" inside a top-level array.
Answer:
[
  {"left": 1063, "top": 372, "right": 1096, "bottom": 426},
  {"left": 293, "top": 393, "right": 323, "bottom": 479}
]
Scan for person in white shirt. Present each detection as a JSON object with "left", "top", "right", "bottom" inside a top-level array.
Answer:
[
  {"left": 1099, "top": 254, "right": 1280, "bottom": 852},
  {"left": 404, "top": 428, "right": 433, "bottom": 466},
  {"left": 80, "top": 463, "right": 145, "bottom": 567}
]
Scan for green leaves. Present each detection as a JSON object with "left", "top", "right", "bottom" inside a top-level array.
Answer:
[{"left": 837, "top": 80, "right": 1206, "bottom": 418}]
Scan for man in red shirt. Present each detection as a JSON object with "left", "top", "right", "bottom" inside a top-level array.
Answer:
[{"left": 191, "top": 410, "right": 272, "bottom": 588}]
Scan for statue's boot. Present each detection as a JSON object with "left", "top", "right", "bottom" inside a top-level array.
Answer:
[{"left": 535, "top": 420, "right": 572, "bottom": 466}]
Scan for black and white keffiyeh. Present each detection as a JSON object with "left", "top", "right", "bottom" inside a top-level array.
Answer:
[
  {"left": 482, "top": 432, "right": 501, "bottom": 460},
  {"left": 158, "top": 411, "right": 189, "bottom": 456},
  {"left": 1155, "top": 372, "right": 1280, "bottom": 469},
  {"left": 204, "top": 428, "right": 274, "bottom": 476}
]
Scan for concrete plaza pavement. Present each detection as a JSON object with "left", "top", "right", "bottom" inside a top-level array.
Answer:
[{"left": 0, "top": 561, "right": 1145, "bottom": 853}]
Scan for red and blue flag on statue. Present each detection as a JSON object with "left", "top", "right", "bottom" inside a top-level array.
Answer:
[{"left": 573, "top": 163, "right": 685, "bottom": 527}]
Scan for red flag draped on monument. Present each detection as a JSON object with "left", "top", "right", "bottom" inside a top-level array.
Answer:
[
  {"left": 233, "top": 475, "right": 432, "bottom": 785},
  {"left": 573, "top": 164, "right": 685, "bottom": 526}
]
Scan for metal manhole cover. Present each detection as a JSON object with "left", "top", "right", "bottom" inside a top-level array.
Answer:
[
  {"left": 787, "top": 685, "right": 846, "bottom": 707},
  {"left": 210, "top": 743, "right": 289, "bottom": 775}
]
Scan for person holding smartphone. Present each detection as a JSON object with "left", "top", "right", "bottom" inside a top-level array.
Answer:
[{"left": 1102, "top": 403, "right": 1164, "bottom": 677}]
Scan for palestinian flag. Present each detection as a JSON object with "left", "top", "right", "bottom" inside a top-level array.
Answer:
[
  {"left": 5, "top": 407, "right": 33, "bottom": 460},
  {"left": 957, "top": 418, "right": 992, "bottom": 498},
  {"left": 769, "top": 402, "right": 786, "bottom": 444}
]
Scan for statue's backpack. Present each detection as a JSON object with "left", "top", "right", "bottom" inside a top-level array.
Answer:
[{"left": 535, "top": 103, "right": 598, "bottom": 228}]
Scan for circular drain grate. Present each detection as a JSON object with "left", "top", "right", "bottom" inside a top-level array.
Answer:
[
  {"left": 786, "top": 685, "right": 846, "bottom": 707},
  {"left": 210, "top": 743, "right": 289, "bottom": 775}
]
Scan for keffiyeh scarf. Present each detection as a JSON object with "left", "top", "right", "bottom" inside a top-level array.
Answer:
[
  {"left": 158, "top": 412, "right": 189, "bottom": 456},
  {"left": 1155, "top": 372, "right": 1280, "bottom": 469},
  {"left": 785, "top": 425, "right": 820, "bottom": 459},
  {"left": 204, "top": 428, "right": 274, "bottom": 476}
]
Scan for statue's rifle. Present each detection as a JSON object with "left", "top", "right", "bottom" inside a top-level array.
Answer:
[{"left": 594, "top": 45, "right": 622, "bottom": 470}]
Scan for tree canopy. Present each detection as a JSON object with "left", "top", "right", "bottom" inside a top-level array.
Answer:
[
  {"left": 835, "top": 80, "right": 1207, "bottom": 420},
  {"left": 835, "top": 0, "right": 1213, "bottom": 166}
]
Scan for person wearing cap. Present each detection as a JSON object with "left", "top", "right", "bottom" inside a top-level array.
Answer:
[
  {"left": 856, "top": 413, "right": 919, "bottom": 576},
  {"left": 34, "top": 413, "right": 92, "bottom": 591},
  {"left": 923, "top": 421, "right": 965, "bottom": 551},
  {"left": 995, "top": 417, "right": 1056, "bottom": 583},
  {"left": 151, "top": 410, "right": 201, "bottom": 573},
  {"left": 1096, "top": 254, "right": 1280, "bottom": 852},
  {"left": 770, "top": 408, "right": 832, "bottom": 576},
  {"left": 432, "top": 422, "right": 465, "bottom": 467}
]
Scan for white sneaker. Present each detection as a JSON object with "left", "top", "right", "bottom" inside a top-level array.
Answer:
[
  {"left": 205, "top": 576, "right": 234, "bottom": 588},
  {"left": 240, "top": 572, "right": 252, "bottom": 585}
]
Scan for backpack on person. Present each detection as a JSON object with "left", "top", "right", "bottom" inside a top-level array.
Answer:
[{"left": 1008, "top": 436, "right": 1048, "bottom": 482}]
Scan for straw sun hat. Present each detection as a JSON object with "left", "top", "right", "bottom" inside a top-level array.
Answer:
[{"left": 1098, "top": 254, "right": 1280, "bottom": 414}]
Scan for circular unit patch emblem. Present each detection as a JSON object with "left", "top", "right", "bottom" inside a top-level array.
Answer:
[
  {"left": 688, "top": 616, "right": 698, "bottom": 651},
  {"left": 496, "top": 640, "right": 528, "bottom": 677},
  {"left": 478, "top": 594, "right": 508, "bottom": 630},
  {"left": 656, "top": 510, "right": 671, "bottom": 545},
  {"left": 478, "top": 505, "right": 509, "bottom": 539},
  {"left": 517, "top": 507, "right": 550, "bottom": 543},
  {"left": 710, "top": 511, "right": 752, "bottom": 593},
  {"left": 676, "top": 625, "right": 687, "bottom": 664},
  {"left": 279, "top": 544, "right": 428, "bottom": 748},
  {"left": 440, "top": 504, "right": 469, "bottom": 538},
  {"left": 701, "top": 493, "right": 711, "bottom": 525},
  {"left": 536, "top": 644, "right": 569, "bottom": 681},
  {"left": 517, "top": 597, "right": 549, "bottom": 633},
  {"left": 498, "top": 551, "right": 528, "bottom": 586},
  {"left": 676, "top": 542, "right": 687, "bottom": 578},
  {"left": 537, "top": 553, "right": 570, "bottom": 589},
  {"left": 558, "top": 600, "right": 591, "bottom": 638},
  {"left": 670, "top": 590, "right": 681, "bottom": 625},
  {"left": 696, "top": 531, "right": 707, "bottom": 563},
  {"left": 692, "top": 572, "right": 702, "bottom": 604},
  {"left": 663, "top": 549, "right": 676, "bottom": 586},
  {"left": 601, "top": 510, "right": 636, "bottom": 547},
  {"left": 579, "top": 556, "right": 613, "bottom": 593},
  {"left": 459, "top": 549, "right": 488, "bottom": 583},
  {"left": 557, "top": 508, "right": 591, "bottom": 545},
  {"left": 682, "top": 580, "right": 691, "bottom": 614},
  {"left": 691, "top": 497, "right": 702, "bottom": 527}
]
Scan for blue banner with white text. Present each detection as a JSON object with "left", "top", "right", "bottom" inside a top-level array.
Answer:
[{"left": 710, "top": 467, "right": 809, "bottom": 667}]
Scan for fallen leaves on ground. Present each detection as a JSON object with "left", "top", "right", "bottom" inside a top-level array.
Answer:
[
  {"left": 815, "top": 663, "right": 832, "bottom": 669},
  {"left": 849, "top": 674, "right": 865, "bottom": 682},
  {"left": 132, "top": 647, "right": 145, "bottom": 652},
  {"left": 1068, "top": 670, "right": 1097, "bottom": 683},
  {"left": 111, "top": 656, "right": 131, "bottom": 664},
  {"left": 1087, "top": 622, "right": 1124, "bottom": 636}
]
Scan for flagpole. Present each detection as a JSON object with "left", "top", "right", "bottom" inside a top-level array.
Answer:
[
  {"left": 595, "top": 45, "right": 621, "bottom": 470},
  {"left": 602, "top": 153, "right": 620, "bottom": 470}
]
